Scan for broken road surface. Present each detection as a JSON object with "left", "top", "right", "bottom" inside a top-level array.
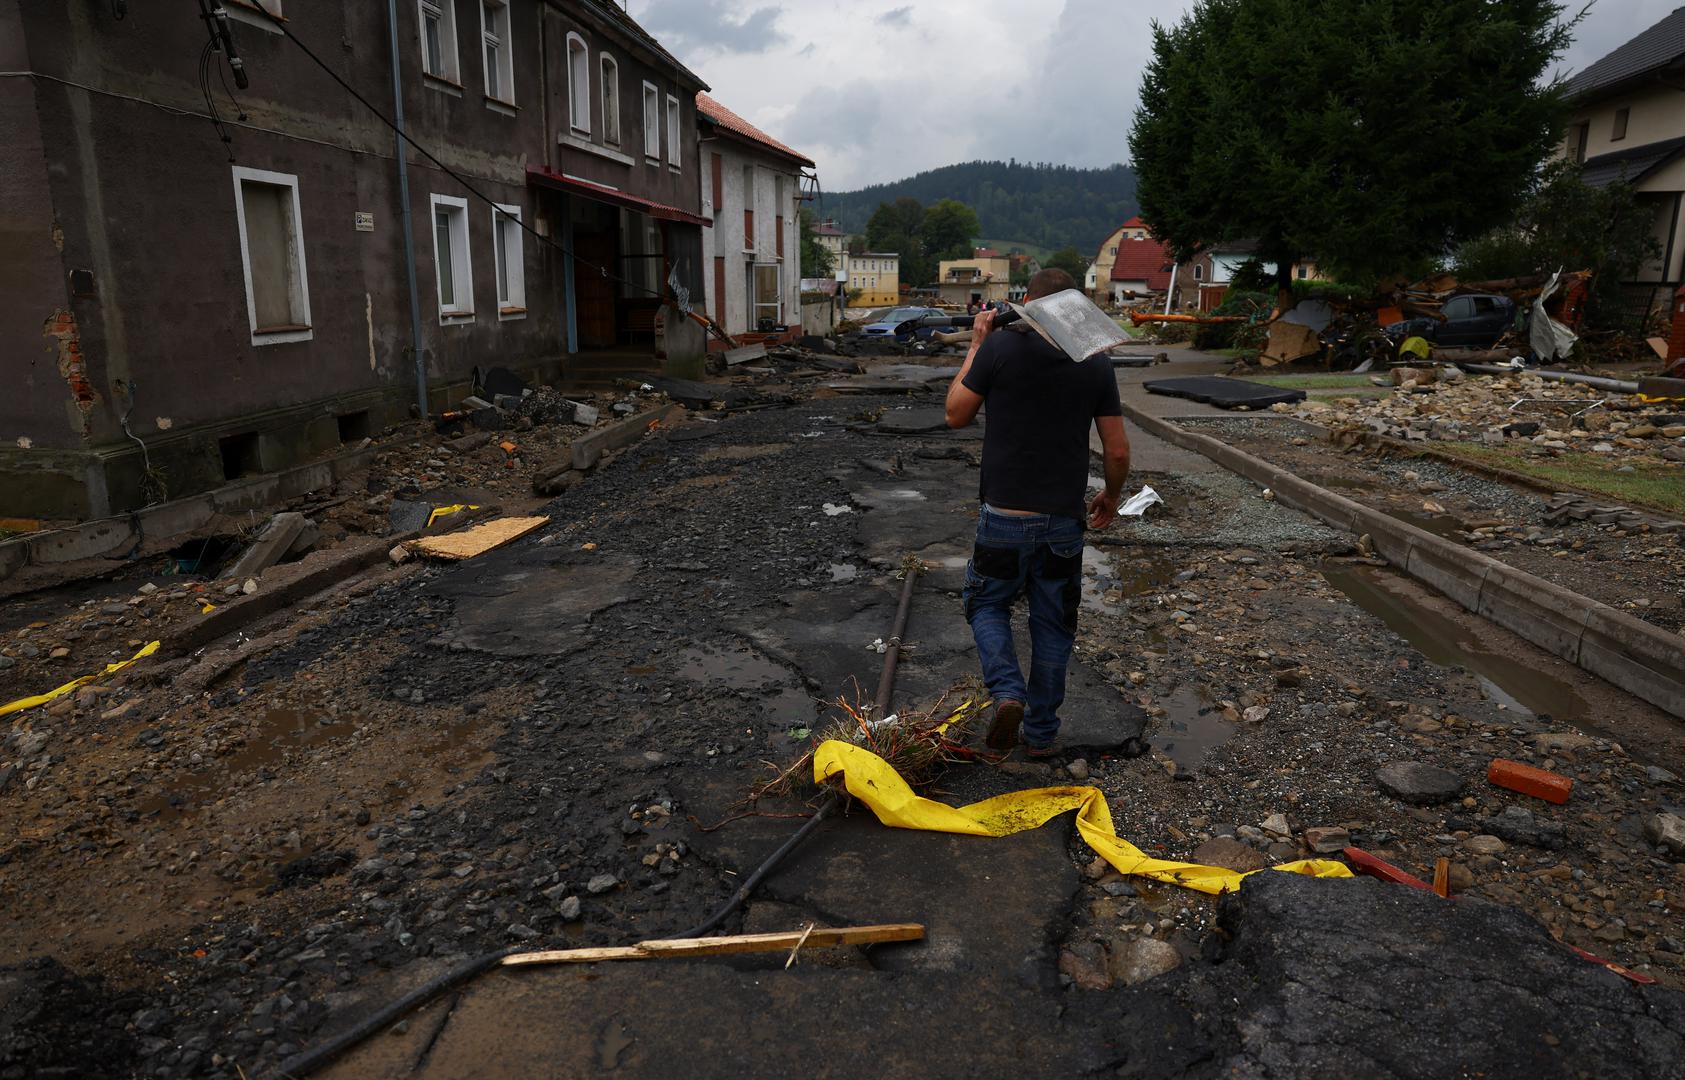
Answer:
[{"left": 2, "top": 355, "right": 1684, "bottom": 1078}]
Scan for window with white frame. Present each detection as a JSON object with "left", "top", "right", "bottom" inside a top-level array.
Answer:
[
  {"left": 232, "top": 166, "right": 312, "bottom": 345},
  {"left": 480, "top": 0, "right": 512, "bottom": 103},
  {"left": 492, "top": 202, "right": 525, "bottom": 317},
  {"left": 599, "top": 54, "right": 620, "bottom": 145},
  {"left": 753, "top": 263, "right": 781, "bottom": 327},
  {"left": 430, "top": 194, "right": 473, "bottom": 320},
  {"left": 665, "top": 94, "right": 680, "bottom": 167},
  {"left": 642, "top": 82, "right": 660, "bottom": 159},
  {"left": 567, "top": 33, "right": 590, "bottom": 133},
  {"left": 419, "top": 0, "right": 459, "bottom": 82}
]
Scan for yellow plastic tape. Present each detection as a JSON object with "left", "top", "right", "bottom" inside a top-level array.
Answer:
[
  {"left": 0, "top": 640, "right": 161, "bottom": 719},
  {"left": 813, "top": 740, "right": 1352, "bottom": 896},
  {"left": 426, "top": 504, "right": 479, "bottom": 528}
]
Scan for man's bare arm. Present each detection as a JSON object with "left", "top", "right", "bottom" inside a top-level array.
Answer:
[
  {"left": 1087, "top": 415, "right": 1132, "bottom": 529},
  {"left": 945, "top": 309, "right": 994, "bottom": 428}
]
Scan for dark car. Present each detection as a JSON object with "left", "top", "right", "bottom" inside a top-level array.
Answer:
[
  {"left": 859, "top": 306, "right": 949, "bottom": 342},
  {"left": 1384, "top": 293, "right": 1516, "bottom": 349}
]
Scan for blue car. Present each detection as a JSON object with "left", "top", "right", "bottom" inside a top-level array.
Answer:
[{"left": 859, "top": 306, "right": 949, "bottom": 342}]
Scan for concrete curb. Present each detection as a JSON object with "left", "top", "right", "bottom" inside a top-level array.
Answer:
[
  {"left": 0, "top": 445, "right": 379, "bottom": 587},
  {"left": 570, "top": 403, "right": 686, "bottom": 470},
  {"left": 1120, "top": 402, "right": 1685, "bottom": 720}
]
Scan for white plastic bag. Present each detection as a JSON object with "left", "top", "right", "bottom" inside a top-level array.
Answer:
[{"left": 1119, "top": 485, "right": 1164, "bottom": 517}]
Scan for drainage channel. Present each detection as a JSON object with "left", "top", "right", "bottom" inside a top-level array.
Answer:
[{"left": 1321, "top": 562, "right": 1587, "bottom": 723}]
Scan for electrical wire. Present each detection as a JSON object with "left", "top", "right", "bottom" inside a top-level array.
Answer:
[{"left": 239, "top": 3, "right": 699, "bottom": 311}]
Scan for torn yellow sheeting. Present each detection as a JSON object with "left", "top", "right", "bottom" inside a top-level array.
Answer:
[
  {"left": 0, "top": 641, "right": 160, "bottom": 719},
  {"left": 426, "top": 503, "right": 479, "bottom": 528},
  {"left": 409, "top": 516, "right": 549, "bottom": 560},
  {"left": 814, "top": 740, "right": 1351, "bottom": 896}
]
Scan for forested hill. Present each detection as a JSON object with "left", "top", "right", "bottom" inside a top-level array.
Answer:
[{"left": 818, "top": 161, "right": 1139, "bottom": 255}]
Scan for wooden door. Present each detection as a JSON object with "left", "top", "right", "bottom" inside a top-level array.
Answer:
[{"left": 574, "top": 230, "right": 616, "bottom": 348}]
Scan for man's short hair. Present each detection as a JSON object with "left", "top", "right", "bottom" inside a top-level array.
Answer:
[{"left": 1026, "top": 268, "right": 1077, "bottom": 300}]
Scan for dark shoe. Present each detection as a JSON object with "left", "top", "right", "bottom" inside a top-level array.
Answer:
[
  {"left": 986, "top": 699, "right": 1024, "bottom": 751},
  {"left": 1024, "top": 739, "right": 1062, "bottom": 759}
]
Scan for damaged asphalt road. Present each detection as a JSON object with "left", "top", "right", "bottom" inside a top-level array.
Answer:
[{"left": 2, "top": 384, "right": 1684, "bottom": 1078}]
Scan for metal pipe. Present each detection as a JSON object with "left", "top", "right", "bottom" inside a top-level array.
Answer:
[
  {"left": 387, "top": 0, "right": 428, "bottom": 418},
  {"left": 1164, "top": 262, "right": 1178, "bottom": 314},
  {"left": 875, "top": 564, "right": 919, "bottom": 716},
  {"left": 1461, "top": 364, "right": 1639, "bottom": 394}
]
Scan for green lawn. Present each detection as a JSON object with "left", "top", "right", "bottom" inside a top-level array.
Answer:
[{"left": 1431, "top": 443, "right": 1685, "bottom": 515}]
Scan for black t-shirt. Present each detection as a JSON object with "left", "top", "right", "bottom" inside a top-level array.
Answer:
[{"left": 961, "top": 325, "right": 1123, "bottom": 521}]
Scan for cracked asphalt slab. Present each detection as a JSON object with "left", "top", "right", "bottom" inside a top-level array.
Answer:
[{"left": 4, "top": 373, "right": 1685, "bottom": 1078}]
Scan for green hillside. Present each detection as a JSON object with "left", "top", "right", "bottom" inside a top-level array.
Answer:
[{"left": 818, "top": 161, "right": 1139, "bottom": 256}]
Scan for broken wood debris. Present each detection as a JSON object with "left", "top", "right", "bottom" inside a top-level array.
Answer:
[
  {"left": 1542, "top": 493, "right": 1682, "bottom": 533},
  {"left": 498, "top": 923, "right": 924, "bottom": 968},
  {"left": 408, "top": 516, "right": 549, "bottom": 560}
]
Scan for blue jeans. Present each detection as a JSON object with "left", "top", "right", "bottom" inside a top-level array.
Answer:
[{"left": 962, "top": 506, "right": 1084, "bottom": 748}]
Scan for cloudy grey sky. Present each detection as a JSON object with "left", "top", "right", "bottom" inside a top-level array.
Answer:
[{"left": 629, "top": 0, "right": 1679, "bottom": 192}]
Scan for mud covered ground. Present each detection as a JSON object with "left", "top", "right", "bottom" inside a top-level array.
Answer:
[{"left": 2, "top": 367, "right": 1683, "bottom": 1079}]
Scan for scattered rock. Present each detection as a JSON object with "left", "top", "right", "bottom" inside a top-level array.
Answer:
[
  {"left": 1478, "top": 806, "right": 1566, "bottom": 850},
  {"left": 1059, "top": 943, "right": 1112, "bottom": 990},
  {"left": 1645, "top": 813, "right": 1685, "bottom": 854},
  {"left": 1106, "top": 936, "right": 1183, "bottom": 986},
  {"left": 1191, "top": 837, "right": 1270, "bottom": 873},
  {"left": 1463, "top": 834, "right": 1507, "bottom": 855},
  {"left": 1066, "top": 758, "right": 1091, "bottom": 782},
  {"left": 556, "top": 896, "right": 582, "bottom": 921},
  {"left": 586, "top": 873, "right": 619, "bottom": 895},
  {"left": 1301, "top": 827, "right": 1350, "bottom": 854},
  {"left": 1375, "top": 761, "right": 1464, "bottom": 805}
]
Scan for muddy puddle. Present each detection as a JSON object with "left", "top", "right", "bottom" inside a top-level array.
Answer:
[
  {"left": 1322, "top": 563, "right": 1587, "bottom": 721},
  {"left": 1148, "top": 684, "right": 1235, "bottom": 769},
  {"left": 1082, "top": 549, "right": 1180, "bottom": 613},
  {"left": 672, "top": 643, "right": 815, "bottom": 721},
  {"left": 140, "top": 708, "right": 352, "bottom": 821}
]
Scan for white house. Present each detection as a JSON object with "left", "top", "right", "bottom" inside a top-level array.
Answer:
[{"left": 697, "top": 93, "right": 812, "bottom": 338}]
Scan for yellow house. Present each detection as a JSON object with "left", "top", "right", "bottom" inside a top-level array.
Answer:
[
  {"left": 847, "top": 251, "right": 900, "bottom": 307},
  {"left": 1562, "top": 8, "right": 1685, "bottom": 318},
  {"left": 936, "top": 255, "right": 1011, "bottom": 306},
  {"left": 1088, "top": 216, "right": 1151, "bottom": 297}
]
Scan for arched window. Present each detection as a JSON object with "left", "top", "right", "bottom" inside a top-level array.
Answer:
[
  {"left": 599, "top": 54, "right": 620, "bottom": 144},
  {"left": 567, "top": 33, "right": 589, "bottom": 133}
]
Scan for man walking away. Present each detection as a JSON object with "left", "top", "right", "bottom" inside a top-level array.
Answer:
[{"left": 943, "top": 269, "right": 1132, "bottom": 755}]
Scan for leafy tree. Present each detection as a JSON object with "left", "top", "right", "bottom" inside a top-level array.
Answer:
[
  {"left": 866, "top": 197, "right": 924, "bottom": 251},
  {"left": 1044, "top": 246, "right": 1090, "bottom": 282},
  {"left": 798, "top": 209, "right": 834, "bottom": 278},
  {"left": 921, "top": 199, "right": 982, "bottom": 261},
  {"left": 1454, "top": 160, "right": 1661, "bottom": 328},
  {"left": 1130, "top": 0, "right": 1578, "bottom": 303}
]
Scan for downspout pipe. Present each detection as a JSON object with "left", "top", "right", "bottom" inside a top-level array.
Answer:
[
  {"left": 1460, "top": 364, "right": 1639, "bottom": 395},
  {"left": 387, "top": 0, "right": 428, "bottom": 418},
  {"left": 1164, "top": 263, "right": 1178, "bottom": 315}
]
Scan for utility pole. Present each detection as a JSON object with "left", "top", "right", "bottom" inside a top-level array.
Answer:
[{"left": 387, "top": 0, "right": 428, "bottom": 418}]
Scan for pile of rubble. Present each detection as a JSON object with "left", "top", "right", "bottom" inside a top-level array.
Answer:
[{"left": 1279, "top": 369, "right": 1685, "bottom": 465}]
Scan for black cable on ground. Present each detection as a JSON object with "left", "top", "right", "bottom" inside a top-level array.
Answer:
[
  {"left": 275, "top": 947, "right": 517, "bottom": 1078},
  {"left": 278, "top": 562, "right": 919, "bottom": 1074}
]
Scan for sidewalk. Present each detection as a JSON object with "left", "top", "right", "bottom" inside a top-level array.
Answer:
[{"left": 1093, "top": 346, "right": 1231, "bottom": 472}]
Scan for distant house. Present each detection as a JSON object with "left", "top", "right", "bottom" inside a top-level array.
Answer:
[
  {"left": 937, "top": 255, "right": 1011, "bottom": 306},
  {"left": 1090, "top": 216, "right": 1153, "bottom": 299},
  {"left": 1562, "top": 6, "right": 1685, "bottom": 319},
  {"left": 848, "top": 253, "right": 900, "bottom": 307},
  {"left": 1175, "top": 242, "right": 1322, "bottom": 310},
  {"left": 696, "top": 93, "right": 813, "bottom": 340},
  {"left": 1107, "top": 236, "right": 1175, "bottom": 304}
]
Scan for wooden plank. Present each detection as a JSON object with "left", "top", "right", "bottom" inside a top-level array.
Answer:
[
  {"left": 409, "top": 516, "right": 549, "bottom": 560},
  {"left": 1432, "top": 857, "right": 1450, "bottom": 898},
  {"left": 498, "top": 923, "right": 924, "bottom": 968}
]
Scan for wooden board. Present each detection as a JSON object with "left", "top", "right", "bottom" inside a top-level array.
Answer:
[
  {"left": 409, "top": 516, "right": 549, "bottom": 560},
  {"left": 499, "top": 923, "right": 924, "bottom": 967}
]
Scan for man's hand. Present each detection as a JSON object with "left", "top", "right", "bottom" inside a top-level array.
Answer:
[
  {"left": 969, "top": 308, "right": 995, "bottom": 350},
  {"left": 1087, "top": 489, "right": 1120, "bottom": 530}
]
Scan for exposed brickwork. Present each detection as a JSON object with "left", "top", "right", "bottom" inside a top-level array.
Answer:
[{"left": 41, "top": 309, "right": 98, "bottom": 435}]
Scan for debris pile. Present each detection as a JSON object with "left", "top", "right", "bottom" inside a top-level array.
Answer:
[{"left": 1280, "top": 370, "right": 1685, "bottom": 465}]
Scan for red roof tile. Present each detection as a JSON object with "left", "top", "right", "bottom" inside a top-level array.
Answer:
[
  {"left": 1109, "top": 237, "right": 1173, "bottom": 289},
  {"left": 696, "top": 93, "right": 814, "bottom": 166}
]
